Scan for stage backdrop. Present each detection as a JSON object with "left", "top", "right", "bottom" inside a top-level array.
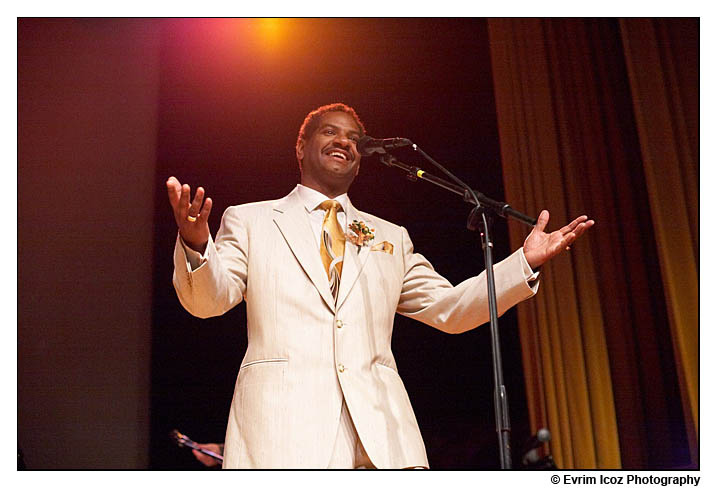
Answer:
[
  {"left": 18, "top": 19, "right": 161, "bottom": 468},
  {"left": 489, "top": 18, "right": 698, "bottom": 469},
  {"left": 17, "top": 18, "right": 697, "bottom": 470}
]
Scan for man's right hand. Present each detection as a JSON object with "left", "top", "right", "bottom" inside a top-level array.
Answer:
[
  {"left": 166, "top": 176, "right": 213, "bottom": 253},
  {"left": 192, "top": 443, "right": 223, "bottom": 468}
]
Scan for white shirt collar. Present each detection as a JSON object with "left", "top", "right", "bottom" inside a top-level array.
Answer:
[{"left": 296, "top": 184, "right": 350, "bottom": 213}]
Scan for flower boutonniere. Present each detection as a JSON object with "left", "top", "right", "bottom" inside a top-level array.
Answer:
[{"left": 346, "top": 220, "right": 375, "bottom": 247}]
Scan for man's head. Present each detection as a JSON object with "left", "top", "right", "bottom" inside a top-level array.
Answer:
[{"left": 296, "top": 103, "right": 366, "bottom": 197}]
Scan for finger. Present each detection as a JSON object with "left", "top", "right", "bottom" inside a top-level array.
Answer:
[
  {"left": 561, "top": 232, "right": 578, "bottom": 249},
  {"left": 534, "top": 210, "right": 549, "bottom": 233},
  {"left": 178, "top": 184, "right": 191, "bottom": 218},
  {"left": 166, "top": 176, "right": 182, "bottom": 208},
  {"left": 199, "top": 197, "right": 213, "bottom": 223},
  {"left": 554, "top": 231, "right": 571, "bottom": 249},
  {"left": 563, "top": 216, "right": 587, "bottom": 233},
  {"left": 571, "top": 220, "right": 595, "bottom": 240},
  {"left": 572, "top": 222, "right": 587, "bottom": 239},
  {"left": 560, "top": 215, "right": 588, "bottom": 235},
  {"left": 188, "top": 187, "right": 205, "bottom": 218}
]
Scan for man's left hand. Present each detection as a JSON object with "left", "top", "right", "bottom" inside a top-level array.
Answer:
[{"left": 523, "top": 210, "right": 594, "bottom": 270}]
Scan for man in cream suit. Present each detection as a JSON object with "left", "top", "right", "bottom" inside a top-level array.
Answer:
[{"left": 167, "top": 103, "right": 593, "bottom": 469}]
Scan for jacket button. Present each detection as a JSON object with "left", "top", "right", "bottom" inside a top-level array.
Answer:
[
  {"left": 336, "top": 319, "right": 343, "bottom": 328},
  {"left": 338, "top": 364, "right": 345, "bottom": 373}
]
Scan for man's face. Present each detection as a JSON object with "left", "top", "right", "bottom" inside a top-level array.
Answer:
[{"left": 297, "top": 111, "right": 362, "bottom": 196}]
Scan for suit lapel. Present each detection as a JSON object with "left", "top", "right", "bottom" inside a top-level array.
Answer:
[
  {"left": 336, "top": 202, "right": 372, "bottom": 310},
  {"left": 273, "top": 190, "right": 336, "bottom": 314}
]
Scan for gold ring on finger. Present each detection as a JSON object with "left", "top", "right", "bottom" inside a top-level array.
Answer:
[{"left": 187, "top": 214, "right": 198, "bottom": 223}]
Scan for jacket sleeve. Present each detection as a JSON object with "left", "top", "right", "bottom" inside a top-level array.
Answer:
[
  {"left": 396, "top": 226, "right": 539, "bottom": 334},
  {"left": 172, "top": 206, "right": 248, "bottom": 318}
]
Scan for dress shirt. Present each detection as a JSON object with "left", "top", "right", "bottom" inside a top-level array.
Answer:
[{"left": 295, "top": 184, "right": 350, "bottom": 250}]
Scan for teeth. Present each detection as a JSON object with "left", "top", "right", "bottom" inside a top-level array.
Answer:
[{"left": 329, "top": 151, "right": 347, "bottom": 160}]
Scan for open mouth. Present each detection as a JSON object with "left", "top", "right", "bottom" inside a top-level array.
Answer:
[{"left": 326, "top": 149, "right": 351, "bottom": 162}]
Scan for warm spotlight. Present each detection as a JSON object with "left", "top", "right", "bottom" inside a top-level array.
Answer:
[{"left": 256, "top": 18, "right": 284, "bottom": 45}]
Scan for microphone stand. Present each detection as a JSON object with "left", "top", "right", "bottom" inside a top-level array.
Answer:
[{"left": 378, "top": 150, "right": 536, "bottom": 469}]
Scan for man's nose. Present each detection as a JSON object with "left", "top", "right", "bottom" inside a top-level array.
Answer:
[{"left": 333, "top": 133, "right": 352, "bottom": 147}]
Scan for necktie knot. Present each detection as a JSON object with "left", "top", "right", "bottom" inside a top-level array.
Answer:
[{"left": 319, "top": 200, "right": 342, "bottom": 213}]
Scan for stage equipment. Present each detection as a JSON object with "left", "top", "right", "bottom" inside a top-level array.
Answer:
[
  {"left": 521, "top": 428, "right": 556, "bottom": 469},
  {"left": 369, "top": 139, "right": 536, "bottom": 469},
  {"left": 170, "top": 429, "right": 224, "bottom": 464},
  {"left": 356, "top": 135, "right": 413, "bottom": 156}
]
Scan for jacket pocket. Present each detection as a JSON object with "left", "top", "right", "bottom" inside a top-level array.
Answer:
[
  {"left": 239, "top": 358, "right": 289, "bottom": 370},
  {"left": 375, "top": 362, "right": 399, "bottom": 375}
]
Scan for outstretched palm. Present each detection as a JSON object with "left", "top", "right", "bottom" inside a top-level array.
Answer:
[
  {"left": 166, "top": 176, "right": 213, "bottom": 253},
  {"left": 523, "top": 210, "right": 594, "bottom": 269}
]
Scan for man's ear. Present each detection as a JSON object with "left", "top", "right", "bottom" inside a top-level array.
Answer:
[{"left": 296, "top": 139, "right": 305, "bottom": 170}]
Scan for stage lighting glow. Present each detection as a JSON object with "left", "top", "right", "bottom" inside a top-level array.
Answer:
[{"left": 256, "top": 18, "right": 284, "bottom": 45}]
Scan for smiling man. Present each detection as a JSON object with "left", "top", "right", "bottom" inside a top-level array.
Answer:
[
  {"left": 296, "top": 107, "right": 362, "bottom": 197},
  {"left": 167, "top": 103, "right": 593, "bottom": 469}
]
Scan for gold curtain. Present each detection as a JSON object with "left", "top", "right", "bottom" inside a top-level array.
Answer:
[
  {"left": 487, "top": 18, "right": 621, "bottom": 469},
  {"left": 619, "top": 18, "right": 699, "bottom": 461},
  {"left": 488, "top": 18, "right": 698, "bottom": 469}
]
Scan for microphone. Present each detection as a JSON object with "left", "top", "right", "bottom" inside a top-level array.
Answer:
[
  {"left": 521, "top": 428, "right": 551, "bottom": 466},
  {"left": 356, "top": 136, "right": 413, "bottom": 156}
]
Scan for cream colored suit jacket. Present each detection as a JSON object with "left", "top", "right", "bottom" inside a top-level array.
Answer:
[{"left": 173, "top": 187, "right": 538, "bottom": 469}]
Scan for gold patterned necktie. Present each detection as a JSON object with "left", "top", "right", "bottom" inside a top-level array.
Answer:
[{"left": 319, "top": 200, "right": 345, "bottom": 302}]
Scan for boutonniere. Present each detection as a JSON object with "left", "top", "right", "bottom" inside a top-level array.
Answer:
[{"left": 346, "top": 220, "right": 375, "bottom": 247}]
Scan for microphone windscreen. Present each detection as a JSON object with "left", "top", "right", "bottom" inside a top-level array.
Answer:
[
  {"left": 537, "top": 428, "right": 551, "bottom": 443},
  {"left": 356, "top": 135, "right": 375, "bottom": 156}
]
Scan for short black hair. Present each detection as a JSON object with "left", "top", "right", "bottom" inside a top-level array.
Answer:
[{"left": 296, "top": 103, "right": 366, "bottom": 158}]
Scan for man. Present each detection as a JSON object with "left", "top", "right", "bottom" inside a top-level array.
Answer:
[{"left": 167, "top": 103, "right": 593, "bottom": 469}]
